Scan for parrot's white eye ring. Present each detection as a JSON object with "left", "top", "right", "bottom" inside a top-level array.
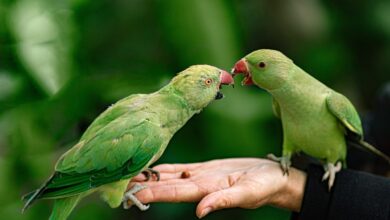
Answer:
[
  {"left": 205, "top": 78, "right": 213, "bottom": 85},
  {"left": 258, "top": 62, "right": 266, "bottom": 68}
]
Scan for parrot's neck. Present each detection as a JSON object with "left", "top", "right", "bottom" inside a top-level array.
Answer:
[
  {"left": 155, "top": 86, "right": 200, "bottom": 134},
  {"left": 268, "top": 67, "right": 327, "bottom": 107}
]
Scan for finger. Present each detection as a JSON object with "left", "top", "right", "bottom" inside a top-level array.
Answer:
[
  {"left": 128, "top": 177, "right": 189, "bottom": 191},
  {"left": 134, "top": 182, "right": 207, "bottom": 204},
  {"left": 131, "top": 172, "right": 184, "bottom": 182},
  {"left": 132, "top": 173, "right": 148, "bottom": 182},
  {"left": 196, "top": 186, "right": 249, "bottom": 218},
  {"left": 128, "top": 177, "right": 193, "bottom": 192},
  {"left": 152, "top": 163, "right": 202, "bottom": 173}
]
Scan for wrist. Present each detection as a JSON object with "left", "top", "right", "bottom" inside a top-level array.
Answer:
[{"left": 269, "top": 167, "right": 307, "bottom": 212}]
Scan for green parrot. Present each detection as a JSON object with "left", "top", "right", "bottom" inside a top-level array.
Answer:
[
  {"left": 232, "top": 49, "right": 390, "bottom": 190},
  {"left": 22, "top": 65, "right": 234, "bottom": 219}
]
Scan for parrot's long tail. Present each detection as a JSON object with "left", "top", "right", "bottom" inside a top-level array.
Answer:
[
  {"left": 349, "top": 140, "right": 390, "bottom": 164},
  {"left": 49, "top": 195, "right": 81, "bottom": 220},
  {"left": 359, "top": 140, "right": 390, "bottom": 164},
  {"left": 22, "top": 174, "right": 56, "bottom": 212}
]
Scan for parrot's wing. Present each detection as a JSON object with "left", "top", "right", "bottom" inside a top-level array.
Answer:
[
  {"left": 80, "top": 94, "right": 146, "bottom": 140},
  {"left": 326, "top": 91, "right": 390, "bottom": 164},
  {"left": 272, "top": 97, "right": 281, "bottom": 118},
  {"left": 326, "top": 91, "right": 363, "bottom": 137},
  {"left": 24, "top": 113, "right": 165, "bottom": 205},
  {"left": 57, "top": 115, "right": 163, "bottom": 173}
]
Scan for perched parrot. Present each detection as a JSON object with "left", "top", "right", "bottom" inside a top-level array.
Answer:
[
  {"left": 232, "top": 49, "right": 390, "bottom": 190},
  {"left": 22, "top": 65, "right": 234, "bottom": 220}
]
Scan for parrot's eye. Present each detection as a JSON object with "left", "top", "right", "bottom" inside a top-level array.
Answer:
[
  {"left": 258, "top": 62, "right": 266, "bottom": 68},
  {"left": 205, "top": 78, "right": 213, "bottom": 85}
]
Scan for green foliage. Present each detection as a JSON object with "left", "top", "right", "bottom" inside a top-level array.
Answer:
[{"left": 0, "top": 0, "right": 389, "bottom": 219}]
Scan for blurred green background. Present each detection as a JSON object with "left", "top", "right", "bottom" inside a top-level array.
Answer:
[{"left": 1, "top": 0, "right": 389, "bottom": 219}]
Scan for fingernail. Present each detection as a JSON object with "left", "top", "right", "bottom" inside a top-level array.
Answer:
[{"left": 199, "top": 207, "right": 212, "bottom": 219}]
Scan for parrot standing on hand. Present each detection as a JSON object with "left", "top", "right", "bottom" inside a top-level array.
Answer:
[
  {"left": 232, "top": 49, "right": 390, "bottom": 190},
  {"left": 22, "top": 65, "right": 234, "bottom": 220}
]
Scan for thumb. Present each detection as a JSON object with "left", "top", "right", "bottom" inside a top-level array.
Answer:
[{"left": 196, "top": 186, "right": 249, "bottom": 218}]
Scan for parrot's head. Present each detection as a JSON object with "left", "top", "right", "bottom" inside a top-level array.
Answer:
[
  {"left": 232, "top": 49, "right": 294, "bottom": 90},
  {"left": 171, "top": 65, "right": 234, "bottom": 110}
]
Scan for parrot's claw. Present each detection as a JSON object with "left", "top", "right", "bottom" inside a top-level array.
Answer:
[
  {"left": 122, "top": 183, "right": 149, "bottom": 210},
  {"left": 322, "top": 162, "right": 342, "bottom": 191},
  {"left": 142, "top": 168, "right": 160, "bottom": 181},
  {"left": 267, "top": 154, "right": 291, "bottom": 175}
]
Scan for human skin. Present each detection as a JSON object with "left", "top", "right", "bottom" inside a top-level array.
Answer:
[{"left": 129, "top": 158, "right": 307, "bottom": 218}]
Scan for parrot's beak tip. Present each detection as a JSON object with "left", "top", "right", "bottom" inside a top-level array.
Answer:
[
  {"left": 232, "top": 59, "right": 253, "bottom": 86},
  {"left": 219, "top": 70, "right": 234, "bottom": 85},
  {"left": 216, "top": 70, "right": 234, "bottom": 100},
  {"left": 232, "top": 59, "right": 248, "bottom": 75}
]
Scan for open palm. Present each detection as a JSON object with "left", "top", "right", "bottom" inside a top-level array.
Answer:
[{"left": 130, "top": 158, "right": 305, "bottom": 218}]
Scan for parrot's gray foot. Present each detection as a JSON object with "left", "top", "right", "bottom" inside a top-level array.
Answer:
[
  {"left": 142, "top": 168, "right": 160, "bottom": 181},
  {"left": 267, "top": 154, "right": 291, "bottom": 175},
  {"left": 122, "top": 183, "right": 149, "bottom": 210},
  {"left": 322, "top": 162, "right": 342, "bottom": 191}
]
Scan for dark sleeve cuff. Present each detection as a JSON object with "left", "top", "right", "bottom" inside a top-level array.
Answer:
[{"left": 294, "top": 165, "right": 390, "bottom": 220}]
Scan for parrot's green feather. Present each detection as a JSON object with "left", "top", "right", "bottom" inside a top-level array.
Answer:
[
  {"left": 80, "top": 94, "right": 146, "bottom": 141},
  {"left": 47, "top": 172, "right": 91, "bottom": 188},
  {"left": 352, "top": 140, "right": 390, "bottom": 164},
  {"left": 42, "top": 182, "right": 91, "bottom": 199},
  {"left": 24, "top": 100, "right": 168, "bottom": 208},
  {"left": 56, "top": 118, "right": 163, "bottom": 173},
  {"left": 22, "top": 65, "right": 229, "bottom": 218},
  {"left": 32, "top": 131, "right": 161, "bottom": 198},
  {"left": 271, "top": 98, "right": 281, "bottom": 118},
  {"left": 49, "top": 195, "right": 82, "bottom": 220},
  {"left": 324, "top": 92, "right": 390, "bottom": 162},
  {"left": 326, "top": 92, "right": 363, "bottom": 136},
  {"left": 22, "top": 191, "right": 36, "bottom": 202},
  {"left": 241, "top": 49, "right": 389, "bottom": 174}
]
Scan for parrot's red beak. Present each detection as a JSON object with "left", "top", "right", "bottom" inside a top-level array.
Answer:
[
  {"left": 219, "top": 70, "right": 234, "bottom": 86},
  {"left": 215, "top": 70, "right": 234, "bottom": 100},
  {"left": 232, "top": 59, "right": 253, "bottom": 86}
]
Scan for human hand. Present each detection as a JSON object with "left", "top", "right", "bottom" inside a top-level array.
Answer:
[{"left": 129, "top": 158, "right": 306, "bottom": 218}]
